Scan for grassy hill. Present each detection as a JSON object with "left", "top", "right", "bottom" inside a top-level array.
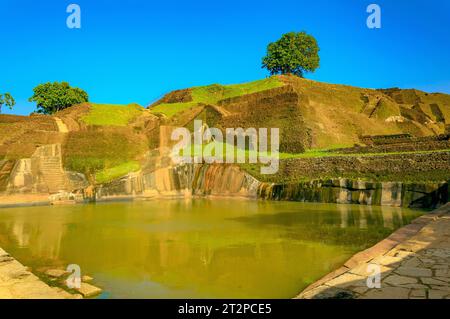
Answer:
[
  {"left": 1, "top": 76, "right": 449, "bottom": 186},
  {"left": 149, "top": 75, "right": 450, "bottom": 151}
]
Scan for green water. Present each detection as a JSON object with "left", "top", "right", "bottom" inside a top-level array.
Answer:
[{"left": 0, "top": 199, "right": 422, "bottom": 298}]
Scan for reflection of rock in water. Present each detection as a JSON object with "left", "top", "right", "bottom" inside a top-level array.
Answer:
[
  {"left": 359, "top": 206, "right": 367, "bottom": 229},
  {"left": 339, "top": 205, "right": 349, "bottom": 229},
  {"left": 336, "top": 205, "right": 406, "bottom": 230},
  {"left": 8, "top": 212, "right": 65, "bottom": 260},
  {"left": 381, "top": 206, "right": 394, "bottom": 229},
  {"left": 381, "top": 182, "right": 402, "bottom": 207},
  {"left": 12, "top": 221, "right": 30, "bottom": 247},
  {"left": 380, "top": 206, "right": 404, "bottom": 229},
  {"left": 394, "top": 207, "right": 404, "bottom": 227}
]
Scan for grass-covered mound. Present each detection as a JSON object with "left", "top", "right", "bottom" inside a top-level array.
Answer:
[
  {"left": 63, "top": 127, "right": 147, "bottom": 183},
  {"left": 150, "top": 77, "right": 283, "bottom": 118},
  {"left": 276, "top": 75, "right": 448, "bottom": 149},
  {"left": 150, "top": 75, "right": 450, "bottom": 153},
  {"left": 82, "top": 103, "right": 144, "bottom": 126},
  {"left": 59, "top": 104, "right": 150, "bottom": 183}
]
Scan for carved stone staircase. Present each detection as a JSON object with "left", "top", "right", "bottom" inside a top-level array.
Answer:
[{"left": 32, "top": 144, "right": 68, "bottom": 193}]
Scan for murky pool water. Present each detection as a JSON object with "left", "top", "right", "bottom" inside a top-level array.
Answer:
[{"left": 0, "top": 199, "right": 422, "bottom": 298}]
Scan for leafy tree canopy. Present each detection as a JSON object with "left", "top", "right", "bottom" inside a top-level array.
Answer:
[
  {"left": 0, "top": 92, "right": 15, "bottom": 113},
  {"left": 29, "top": 82, "right": 88, "bottom": 114},
  {"left": 262, "top": 31, "right": 320, "bottom": 77}
]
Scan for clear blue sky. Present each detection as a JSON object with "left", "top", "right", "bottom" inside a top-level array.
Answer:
[{"left": 1, "top": 0, "right": 449, "bottom": 115}]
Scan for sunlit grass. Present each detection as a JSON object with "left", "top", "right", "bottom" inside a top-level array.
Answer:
[
  {"left": 149, "top": 77, "right": 283, "bottom": 117},
  {"left": 95, "top": 161, "right": 141, "bottom": 184},
  {"left": 150, "top": 102, "right": 198, "bottom": 118},
  {"left": 175, "top": 141, "right": 450, "bottom": 162},
  {"left": 190, "top": 77, "right": 283, "bottom": 104},
  {"left": 82, "top": 103, "right": 144, "bottom": 126}
]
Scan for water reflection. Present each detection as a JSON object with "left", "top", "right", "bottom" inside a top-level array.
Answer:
[
  {"left": 359, "top": 206, "right": 368, "bottom": 229},
  {"left": 0, "top": 200, "right": 422, "bottom": 298}
]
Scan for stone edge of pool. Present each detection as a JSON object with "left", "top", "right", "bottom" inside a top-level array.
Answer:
[
  {"left": 296, "top": 202, "right": 450, "bottom": 299},
  {"left": 0, "top": 247, "right": 80, "bottom": 299}
]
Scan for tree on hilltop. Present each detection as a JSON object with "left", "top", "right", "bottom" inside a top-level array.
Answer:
[
  {"left": 262, "top": 31, "right": 320, "bottom": 77},
  {"left": 29, "top": 82, "right": 88, "bottom": 114},
  {"left": 0, "top": 92, "right": 15, "bottom": 113}
]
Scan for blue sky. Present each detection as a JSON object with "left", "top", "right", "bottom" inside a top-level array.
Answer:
[{"left": 1, "top": 0, "right": 449, "bottom": 115}]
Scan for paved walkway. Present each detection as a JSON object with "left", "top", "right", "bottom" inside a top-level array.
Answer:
[
  {"left": 53, "top": 117, "right": 69, "bottom": 133},
  {"left": 297, "top": 203, "right": 450, "bottom": 299},
  {"left": 0, "top": 247, "right": 74, "bottom": 299}
]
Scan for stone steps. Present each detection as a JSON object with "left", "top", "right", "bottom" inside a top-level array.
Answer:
[{"left": 35, "top": 146, "right": 68, "bottom": 193}]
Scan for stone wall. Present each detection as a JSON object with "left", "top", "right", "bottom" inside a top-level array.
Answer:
[
  {"left": 2, "top": 145, "right": 447, "bottom": 209},
  {"left": 258, "top": 179, "right": 448, "bottom": 209},
  {"left": 271, "top": 152, "right": 450, "bottom": 182},
  {"left": 97, "top": 163, "right": 260, "bottom": 200},
  {"left": 96, "top": 159, "right": 448, "bottom": 208},
  {"left": 336, "top": 140, "right": 450, "bottom": 154},
  {"left": 218, "top": 85, "right": 309, "bottom": 153}
]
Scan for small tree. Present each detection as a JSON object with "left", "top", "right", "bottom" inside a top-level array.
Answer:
[
  {"left": 0, "top": 93, "right": 15, "bottom": 113},
  {"left": 262, "top": 31, "right": 320, "bottom": 77},
  {"left": 29, "top": 82, "right": 88, "bottom": 114}
]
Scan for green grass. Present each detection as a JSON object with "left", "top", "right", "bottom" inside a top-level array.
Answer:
[
  {"left": 82, "top": 103, "right": 144, "bottom": 126},
  {"left": 95, "top": 161, "right": 140, "bottom": 184},
  {"left": 178, "top": 141, "right": 450, "bottom": 162},
  {"left": 176, "top": 142, "right": 450, "bottom": 183},
  {"left": 280, "top": 148, "right": 450, "bottom": 160},
  {"left": 191, "top": 77, "right": 284, "bottom": 104},
  {"left": 63, "top": 128, "right": 147, "bottom": 184},
  {"left": 150, "top": 101, "right": 198, "bottom": 118},
  {"left": 177, "top": 141, "right": 279, "bottom": 162},
  {"left": 150, "top": 77, "right": 283, "bottom": 118}
]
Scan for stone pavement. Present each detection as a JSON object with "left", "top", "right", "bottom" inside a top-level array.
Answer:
[
  {"left": 0, "top": 247, "right": 76, "bottom": 299},
  {"left": 53, "top": 117, "right": 69, "bottom": 133},
  {"left": 297, "top": 203, "right": 450, "bottom": 299}
]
